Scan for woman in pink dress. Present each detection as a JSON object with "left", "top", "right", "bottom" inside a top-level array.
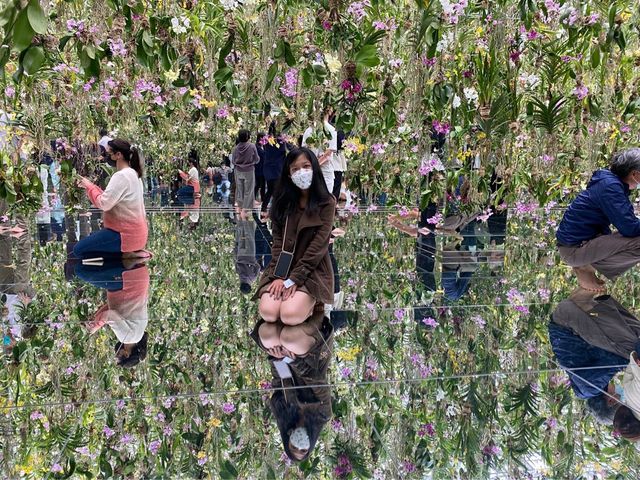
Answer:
[{"left": 75, "top": 139, "right": 148, "bottom": 258}]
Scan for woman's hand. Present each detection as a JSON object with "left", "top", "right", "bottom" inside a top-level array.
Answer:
[
  {"left": 281, "top": 284, "right": 297, "bottom": 301},
  {"left": 77, "top": 176, "right": 92, "bottom": 189},
  {"left": 268, "top": 279, "right": 285, "bottom": 299}
]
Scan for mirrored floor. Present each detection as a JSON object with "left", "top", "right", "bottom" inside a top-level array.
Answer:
[{"left": 2, "top": 204, "right": 640, "bottom": 479}]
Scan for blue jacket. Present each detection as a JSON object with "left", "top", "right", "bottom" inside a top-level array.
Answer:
[
  {"left": 548, "top": 322, "right": 626, "bottom": 399},
  {"left": 556, "top": 169, "right": 640, "bottom": 246},
  {"left": 263, "top": 142, "right": 287, "bottom": 181}
]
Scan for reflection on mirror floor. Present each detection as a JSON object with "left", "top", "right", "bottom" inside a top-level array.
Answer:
[{"left": 2, "top": 207, "right": 640, "bottom": 479}]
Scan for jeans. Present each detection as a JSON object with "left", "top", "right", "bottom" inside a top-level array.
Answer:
[
  {"left": 75, "top": 260, "right": 125, "bottom": 291},
  {"left": 73, "top": 228, "right": 122, "bottom": 258},
  {"left": 176, "top": 185, "right": 195, "bottom": 205}
]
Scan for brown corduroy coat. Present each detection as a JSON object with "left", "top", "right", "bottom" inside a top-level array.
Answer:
[{"left": 253, "top": 197, "right": 336, "bottom": 305}]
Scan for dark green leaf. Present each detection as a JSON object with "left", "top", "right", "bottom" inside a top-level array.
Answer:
[
  {"left": 21, "top": 45, "right": 44, "bottom": 74},
  {"left": 264, "top": 62, "right": 278, "bottom": 92},
  {"left": 218, "top": 34, "right": 234, "bottom": 69},
  {"left": 283, "top": 41, "right": 295, "bottom": 67},
  {"left": 355, "top": 44, "right": 380, "bottom": 67},
  {"left": 27, "top": 0, "right": 47, "bottom": 34},
  {"left": 13, "top": 9, "right": 35, "bottom": 52},
  {"left": 58, "top": 35, "right": 72, "bottom": 51}
]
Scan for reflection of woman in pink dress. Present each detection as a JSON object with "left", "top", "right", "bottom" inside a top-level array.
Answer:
[
  {"left": 80, "top": 262, "right": 150, "bottom": 368},
  {"left": 75, "top": 139, "right": 148, "bottom": 258}
]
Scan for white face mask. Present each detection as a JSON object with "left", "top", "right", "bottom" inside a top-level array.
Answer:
[
  {"left": 290, "top": 427, "right": 310, "bottom": 450},
  {"left": 291, "top": 168, "right": 313, "bottom": 190}
]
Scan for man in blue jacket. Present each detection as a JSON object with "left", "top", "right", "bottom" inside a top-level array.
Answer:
[
  {"left": 548, "top": 291, "right": 636, "bottom": 424},
  {"left": 556, "top": 148, "right": 640, "bottom": 291}
]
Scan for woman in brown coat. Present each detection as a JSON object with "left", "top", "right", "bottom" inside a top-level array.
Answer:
[{"left": 253, "top": 147, "right": 335, "bottom": 325}]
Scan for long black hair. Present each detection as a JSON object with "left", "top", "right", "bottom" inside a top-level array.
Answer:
[
  {"left": 270, "top": 387, "right": 330, "bottom": 462},
  {"left": 270, "top": 147, "right": 332, "bottom": 227},
  {"left": 108, "top": 139, "right": 144, "bottom": 178}
]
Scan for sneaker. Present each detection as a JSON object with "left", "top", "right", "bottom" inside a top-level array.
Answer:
[{"left": 333, "top": 291, "right": 345, "bottom": 310}]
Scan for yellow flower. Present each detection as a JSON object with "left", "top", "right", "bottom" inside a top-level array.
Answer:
[
  {"left": 475, "top": 26, "right": 484, "bottom": 37},
  {"left": 197, "top": 451, "right": 207, "bottom": 460},
  {"left": 189, "top": 88, "right": 199, "bottom": 97},
  {"left": 200, "top": 99, "right": 217, "bottom": 108},
  {"left": 620, "top": 11, "right": 632, "bottom": 22},
  {"left": 164, "top": 69, "right": 179, "bottom": 82},
  {"left": 337, "top": 346, "right": 361, "bottom": 362},
  {"left": 208, "top": 417, "right": 222, "bottom": 428}
]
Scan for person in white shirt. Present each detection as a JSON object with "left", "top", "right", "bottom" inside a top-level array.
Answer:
[{"left": 75, "top": 139, "right": 149, "bottom": 258}]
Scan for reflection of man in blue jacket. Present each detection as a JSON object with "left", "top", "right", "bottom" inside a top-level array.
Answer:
[
  {"left": 548, "top": 290, "right": 640, "bottom": 428},
  {"left": 556, "top": 149, "right": 640, "bottom": 292}
]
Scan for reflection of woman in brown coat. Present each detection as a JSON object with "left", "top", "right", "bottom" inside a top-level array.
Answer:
[
  {"left": 253, "top": 147, "right": 335, "bottom": 325},
  {"left": 249, "top": 311, "right": 333, "bottom": 461}
]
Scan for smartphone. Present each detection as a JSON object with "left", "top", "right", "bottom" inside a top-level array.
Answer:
[{"left": 274, "top": 250, "right": 294, "bottom": 279}]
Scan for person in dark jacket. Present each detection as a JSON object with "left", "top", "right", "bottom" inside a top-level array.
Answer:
[
  {"left": 232, "top": 129, "right": 259, "bottom": 218},
  {"left": 548, "top": 289, "right": 640, "bottom": 425},
  {"left": 253, "top": 147, "right": 335, "bottom": 325},
  {"left": 235, "top": 219, "right": 260, "bottom": 294},
  {"left": 261, "top": 122, "right": 289, "bottom": 219},
  {"left": 249, "top": 311, "right": 333, "bottom": 462},
  {"left": 556, "top": 149, "right": 640, "bottom": 292},
  {"left": 255, "top": 132, "right": 267, "bottom": 204}
]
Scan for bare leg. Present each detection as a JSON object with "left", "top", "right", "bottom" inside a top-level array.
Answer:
[
  {"left": 259, "top": 291, "right": 282, "bottom": 322},
  {"left": 279, "top": 291, "right": 316, "bottom": 326},
  {"left": 280, "top": 325, "right": 316, "bottom": 357},
  {"left": 258, "top": 322, "right": 283, "bottom": 349}
]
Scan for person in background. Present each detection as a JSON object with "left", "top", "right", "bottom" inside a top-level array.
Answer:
[
  {"left": 232, "top": 129, "right": 259, "bottom": 219},
  {"left": 97, "top": 128, "right": 112, "bottom": 160},
  {"left": 254, "top": 147, "right": 335, "bottom": 325},
  {"left": 261, "top": 122, "right": 288, "bottom": 220},
  {"left": 255, "top": 132, "right": 267, "bottom": 205},
  {"left": 177, "top": 154, "right": 200, "bottom": 205},
  {"left": 556, "top": 148, "right": 640, "bottom": 292},
  {"left": 321, "top": 107, "right": 337, "bottom": 195},
  {"left": 332, "top": 127, "right": 347, "bottom": 201},
  {"left": 75, "top": 139, "right": 148, "bottom": 258},
  {"left": 235, "top": 219, "right": 261, "bottom": 294},
  {"left": 205, "top": 161, "right": 215, "bottom": 197}
]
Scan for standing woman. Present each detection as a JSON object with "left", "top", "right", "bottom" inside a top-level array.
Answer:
[
  {"left": 255, "top": 132, "right": 267, "bottom": 204},
  {"left": 177, "top": 152, "right": 200, "bottom": 204},
  {"left": 232, "top": 129, "right": 259, "bottom": 217},
  {"left": 254, "top": 147, "right": 336, "bottom": 325},
  {"left": 75, "top": 139, "right": 148, "bottom": 258}
]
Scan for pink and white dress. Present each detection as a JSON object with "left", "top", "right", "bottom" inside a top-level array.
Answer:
[{"left": 84, "top": 167, "right": 148, "bottom": 252}]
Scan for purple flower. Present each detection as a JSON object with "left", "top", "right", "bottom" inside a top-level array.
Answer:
[
  {"left": 222, "top": 402, "right": 236, "bottom": 414},
  {"left": 471, "top": 315, "right": 486, "bottom": 328},
  {"left": 573, "top": 84, "right": 589, "bottom": 100},
  {"left": 346, "top": 0, "right": 371, "bottom": 22},
  {"left": 103, "top": 426, "right": 115, "bottom": 438},
  {"left": 107, "top": 38, "right": 128, "bottom": 57},
  {"left": 421, "top": 316, "right": 439, "bottom": 328},
  {"left": 421, "top": 56, "right": 437, "bottom": 67},
  {"left": 482, "top": 443, "right": 502, "bottom": 456},
  {"left": 334, "top": 454, "right": 353, "bottom": 477},
  {"left": 432, "top": 119, "right": 450, "bottom": 135},
  {"left": 426, "top": 213, "right": 443, "bottom": 225},
  {"left": 340, "top": 367, "right": 352, "bottom": 378},
  {"left": 163, "top": 425, "right": 173, "bottom": 436},
  {"left": 116, "top": 400, "right": 125, "bottom": 410},
  {"left": 402, "top": 460, "right": 416, "bottom": 473},
  {"left": 30, "top": 411, "right": 44, "bottom": 421},
  {"left": 545, "top": 417, "right": 558, "bottom": 429},
  {"left": 417, "top": 422, "right": 435, "bottom": 437},
  {"left": 178, "top": 86, "right": 189, "bottom": 95},
  {"left": 392, "top": 308, "right": 405, "bottom": 324},
  {"left": 216, "top": 106, "right": 229, "bottom": 119},
  {"left": 370, "top": 143, "right": 386, "bottom": 155},
  {"left": 150, "top": 440, "right": 161, "bottom": 454},
  {"left": 621, "top": 124, "right": 631, "bottom": 134},
  {"left": 51, "top": 463, "right": 63, "bottom": 473},
  {"left": 279, "top": 68, "right": 298, "bottom": 98},
  {"left": 322, "top": 20, "right": 332, "bottom": 30},
  {"left": 526, "top": 29, "right": 539, "bottom": 40},
  {"left": 5, "top": 86, "right": 15, "bottom": 98},
  {"left": 120, "top": 433, "right": 133, "bottom": 445}
]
